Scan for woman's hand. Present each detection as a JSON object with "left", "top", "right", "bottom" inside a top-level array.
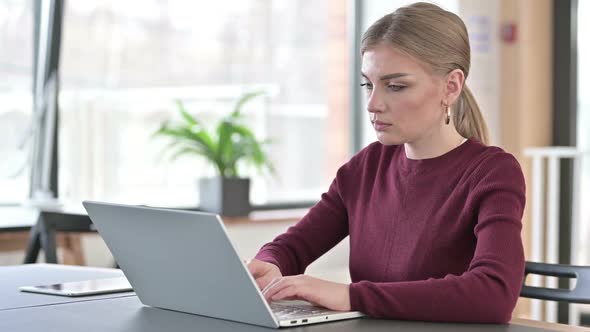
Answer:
[
  {"left": 246, "top": 259, "right": 282, "bottom": 290},
  {"left": 261, "top": 275, "right": 352, "bottom": 312}
]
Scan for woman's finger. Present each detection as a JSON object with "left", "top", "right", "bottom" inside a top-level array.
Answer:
[
  {"left": 271, "top": 285, "right": 298, "bottom": 301},
  {"left": 256, "top": 274, "right": 277, "bottom": 290},
  {"left": 261, "top": 277, "right": 283, "bottom": 296},
  {"left": 262, "top": 277, "right": 290, "bottom": 301},
  {"left": 247, "top": 262, "right": 266, "bottom": 278}
]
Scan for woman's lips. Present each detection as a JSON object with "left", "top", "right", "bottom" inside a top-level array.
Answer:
[{"left": 373, "top": 120, "right": 392, "bottom": 131}]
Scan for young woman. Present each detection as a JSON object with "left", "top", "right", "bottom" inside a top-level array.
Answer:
[{"left": 247, "top": 2, "right": 525, "bottom": 323}]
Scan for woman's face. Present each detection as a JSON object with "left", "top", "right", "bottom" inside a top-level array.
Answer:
[{"left": 361, "top": 43, "right": 447, "bottom": 145}]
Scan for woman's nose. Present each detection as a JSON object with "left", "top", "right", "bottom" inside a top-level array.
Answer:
[{"left": 366, "top": 89, "right": 385, "bottom": 114}]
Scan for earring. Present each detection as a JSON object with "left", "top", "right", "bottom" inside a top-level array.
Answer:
[{"left": 445, "top": 105, "right": 451, "bottom": 125}]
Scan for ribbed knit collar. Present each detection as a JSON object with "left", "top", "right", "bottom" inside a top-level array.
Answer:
[{"left": 397, "top": 138, "right": 477, "bottom": 175}]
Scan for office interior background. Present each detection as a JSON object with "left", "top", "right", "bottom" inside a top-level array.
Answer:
[{"left": 1, "top": 0, "right": 589, "bottom": 327}]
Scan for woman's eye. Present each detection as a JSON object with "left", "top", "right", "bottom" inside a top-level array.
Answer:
[
  {"left": 360, "top": 83, "right": 373, "bottom": 90},
  {"left": 388, "top": 85, "right": 406, "bottom": 92}
]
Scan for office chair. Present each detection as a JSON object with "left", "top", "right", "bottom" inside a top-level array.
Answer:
[{"left": 521, "top": 261, "right": 590, "bottom": 304}]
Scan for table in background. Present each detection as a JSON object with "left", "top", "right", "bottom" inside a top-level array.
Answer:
[
  {"left": 0, "top": 205, "right": 308, "bottom": 266},
  {"left": 0, "top": 205, "right": 90, "bottom": 265}
]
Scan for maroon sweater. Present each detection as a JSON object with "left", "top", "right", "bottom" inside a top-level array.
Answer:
[{"left": 255, "top": 138, "right": 526, "bottom": 323}]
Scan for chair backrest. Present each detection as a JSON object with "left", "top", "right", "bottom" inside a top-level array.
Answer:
[{"left": 521, "top": 261, "right": 590, "bottom": 304}]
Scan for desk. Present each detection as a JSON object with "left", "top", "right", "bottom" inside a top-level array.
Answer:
[
  {"left": 0, "top": 206, "right": 92, "bottom": 265},
  {"left": 0, "top": 264, "right": 587, "bottom": 332},
  {"left": 0, "top": 263, "right": 133, "bottom": 311}
]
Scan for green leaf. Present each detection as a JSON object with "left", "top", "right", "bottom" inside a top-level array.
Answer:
[
  {"left": 154, "top": 140, "right": 181, "bottom": 163},
  {"left": 169, "top": 146, "right": 206, "bottom": 161},
  {"left": 156, "top": 126, "right": 218, "bottom": 164},
  {"left": 230, "top": 90, "right": 264, "bottom": 118},
  {"left": 175, "top": 100, "right": 198, "bottom": 126},
  {"left": 216, "top": 120, "right": 234, "bottom": 169},
  {"left": 223, "top": 124, "right": 275, "bottom": 176},
  {"left": 151, "top": 120, "right": 172, "bottom": 138}
]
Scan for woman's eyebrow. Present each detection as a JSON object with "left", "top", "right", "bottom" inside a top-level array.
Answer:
[{"left": 361, "top": 72, "right": 411, "bottom": 80}]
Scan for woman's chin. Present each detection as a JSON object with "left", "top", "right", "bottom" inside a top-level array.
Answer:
[{"left": 375, "top": 132, "right": 404, "bottom": 146}]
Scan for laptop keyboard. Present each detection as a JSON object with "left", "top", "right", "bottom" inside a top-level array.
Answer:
[{"left": 270, "top": 303, "right": 333, "bottom": 319}]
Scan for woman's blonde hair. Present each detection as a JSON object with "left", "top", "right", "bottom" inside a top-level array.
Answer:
[{"left": 360, "top": 2, "right": 490, "bottom": 145}]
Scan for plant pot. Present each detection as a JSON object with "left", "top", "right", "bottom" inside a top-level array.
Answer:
[{"left": 198, "top": 177, "right": 251, "bottom": 217}]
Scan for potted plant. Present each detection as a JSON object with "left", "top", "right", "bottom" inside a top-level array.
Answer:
[{"left": 153, "top": 91, "right": 274, "bottom": 216}]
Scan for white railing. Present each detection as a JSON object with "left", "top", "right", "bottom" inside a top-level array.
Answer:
[{"left": 523, "top": 147, "right": 588, "bottom": 324}]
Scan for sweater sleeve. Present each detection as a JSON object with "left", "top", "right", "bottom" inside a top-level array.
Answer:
[
  {"left": 349, "top": 154, "right": 526, "bottom": 323},
  {"left": 254, "top": 170, "right": 350, "bottom": 276}
]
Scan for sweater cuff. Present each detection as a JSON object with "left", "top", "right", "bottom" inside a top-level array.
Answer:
[
  {"left": 348, "top": 281, "right": 366, "bottom": 313},
  {"left": 254, "top": 251, "right": 286, "bottom": 275}
]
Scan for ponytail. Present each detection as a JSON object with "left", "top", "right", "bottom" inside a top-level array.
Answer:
[{"left": 453, "top": 85, "right": 490, "bottom": 145}]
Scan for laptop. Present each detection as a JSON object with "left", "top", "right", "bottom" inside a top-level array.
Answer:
[{"left": 82, "top": 201, "right": 364, "bottom": 328}]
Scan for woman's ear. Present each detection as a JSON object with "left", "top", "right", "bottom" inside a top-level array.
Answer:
[{"left": 445, "top": 69, "right": 465, "bottom": 105}]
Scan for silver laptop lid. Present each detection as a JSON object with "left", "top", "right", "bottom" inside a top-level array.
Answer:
[{"left": 83, "top": 201, "right": 279, "bottom": 328}]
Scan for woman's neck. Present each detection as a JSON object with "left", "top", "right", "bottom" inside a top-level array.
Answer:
[{"left": 404, "top": 129, "right": 466, "bottom": 160}]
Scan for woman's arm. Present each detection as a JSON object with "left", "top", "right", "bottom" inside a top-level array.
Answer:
[{"left": 254, "top": 174, "right": 350, "bottom": 277}]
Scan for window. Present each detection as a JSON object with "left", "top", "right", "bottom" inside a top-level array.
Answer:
[
  {"left": 0, "top": 0, "right": 33, "bottom": 204},
  {"left": 576, "top": 0, "right": 590, "bottom": 266},
  {"left": 58, "top": 0, "right": 350, "bottom": 207}
]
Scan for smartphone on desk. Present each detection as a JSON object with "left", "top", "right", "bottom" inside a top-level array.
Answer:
[{"left": 19, "top": 277, "right": 133, "bottom": 297}]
